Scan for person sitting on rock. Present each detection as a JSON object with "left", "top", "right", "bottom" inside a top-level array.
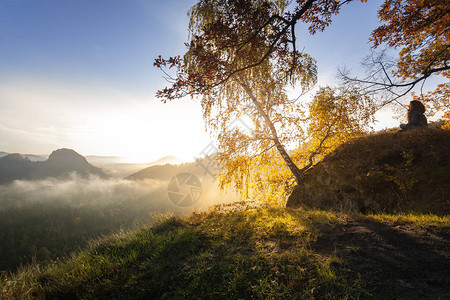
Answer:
[{"left": 400, "top": 100, "right": 428, "bottom": 131}]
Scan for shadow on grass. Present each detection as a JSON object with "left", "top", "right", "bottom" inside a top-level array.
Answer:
[
  {"left": 313, "top": 219, "right": 450, "bottom": 299},
  {"left": 10, "top": 208, "right": 448, "bottom": 299},
  {"left": 36, "top": 209, "right": 368, "bottom": 299}
]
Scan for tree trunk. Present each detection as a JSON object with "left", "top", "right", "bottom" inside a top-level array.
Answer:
[{"left": 235, "top": 76, "right": 304, "bottom": 185}]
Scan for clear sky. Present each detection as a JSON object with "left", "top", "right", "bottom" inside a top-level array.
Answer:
[{"left": 0, "top": 0, "right": 425, "bottom": 162}]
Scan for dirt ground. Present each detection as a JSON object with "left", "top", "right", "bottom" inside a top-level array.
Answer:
[{"left": 313, "top": 221, "right": 450, "bottom": 299}]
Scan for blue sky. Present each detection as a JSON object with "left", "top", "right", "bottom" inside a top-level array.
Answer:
[
  {"left": 0, "top": 0, "right": 420, "bottom": 162},
  {"left": 0, "top": 0, "right": 191, "bottom": 92}
]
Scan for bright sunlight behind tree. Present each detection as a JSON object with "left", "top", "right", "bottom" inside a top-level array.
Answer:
[{"left": 154, "top": 0, "right": 375, "bottom": 204}]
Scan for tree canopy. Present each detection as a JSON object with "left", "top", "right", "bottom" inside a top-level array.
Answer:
[
  {"left": 343, "top": 0, "right": 449, "bottom": 124},
  {"left": 154, "top": 0, "right": 372, "bottom": 203},
  {"left": 154, "top": 0, "right": 366, "bottom": 101},
  {"left": 371, "top": 0, "right": 449, "bottom": 82}
]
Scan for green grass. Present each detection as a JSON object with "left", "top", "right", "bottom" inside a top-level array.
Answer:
[{"left": 2, "top": 205, "right": 449, "bottom": 299}]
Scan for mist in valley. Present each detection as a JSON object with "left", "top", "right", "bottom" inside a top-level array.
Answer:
[{"left": 0, "top": 163, "right": 239, "bottom": 272}]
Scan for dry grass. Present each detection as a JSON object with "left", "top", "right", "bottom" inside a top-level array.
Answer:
[{"left": 287, "top": 127, "right": 450, "bottom": 214}]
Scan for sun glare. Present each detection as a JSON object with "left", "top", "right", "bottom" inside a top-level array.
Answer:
[{"left": 64, "top": 97, "right": 211, "bottom": 164}]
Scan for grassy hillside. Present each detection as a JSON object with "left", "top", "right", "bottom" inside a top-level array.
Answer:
[
  {"left": 2, "top": 128, "right": 449, "bottom": 299},
  {"left": 287, "top": 127, "right": 450, "bottom": 214},
  {"left": 2, "top": 204, "right": 449, "bottom": 299}
]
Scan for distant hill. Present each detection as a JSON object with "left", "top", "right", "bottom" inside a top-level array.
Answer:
[
  {"left": 149, "top": 155, "right": 182, "bottom": 166},
  {"left": 0, "top": 148, "right": 106, "bottom": 184},
  {"left": 125, "top": 156, "right": 217, "bottom": 181},
  {"left": 287, "top": 127, "right": 450, "bottom": 214},
  {"left": 126, "top": 164, "right": 183, "bottom": 181},
  {"left": 126, "top": 163, "right": 191, "bottom": 181},
  {"left": 0, "top": 151, "right": 47, "bottom": 161},
  {"left": 87, "top": 155, "right": 183, "bottom": 178}
]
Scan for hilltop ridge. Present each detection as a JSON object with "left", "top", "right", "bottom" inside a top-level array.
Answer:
[
  {"left": 0, "top": 148, "right": 106, "bottom": 184},
  {"left": 287, "top": 127, "right": 450, "bottom": 214}
]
